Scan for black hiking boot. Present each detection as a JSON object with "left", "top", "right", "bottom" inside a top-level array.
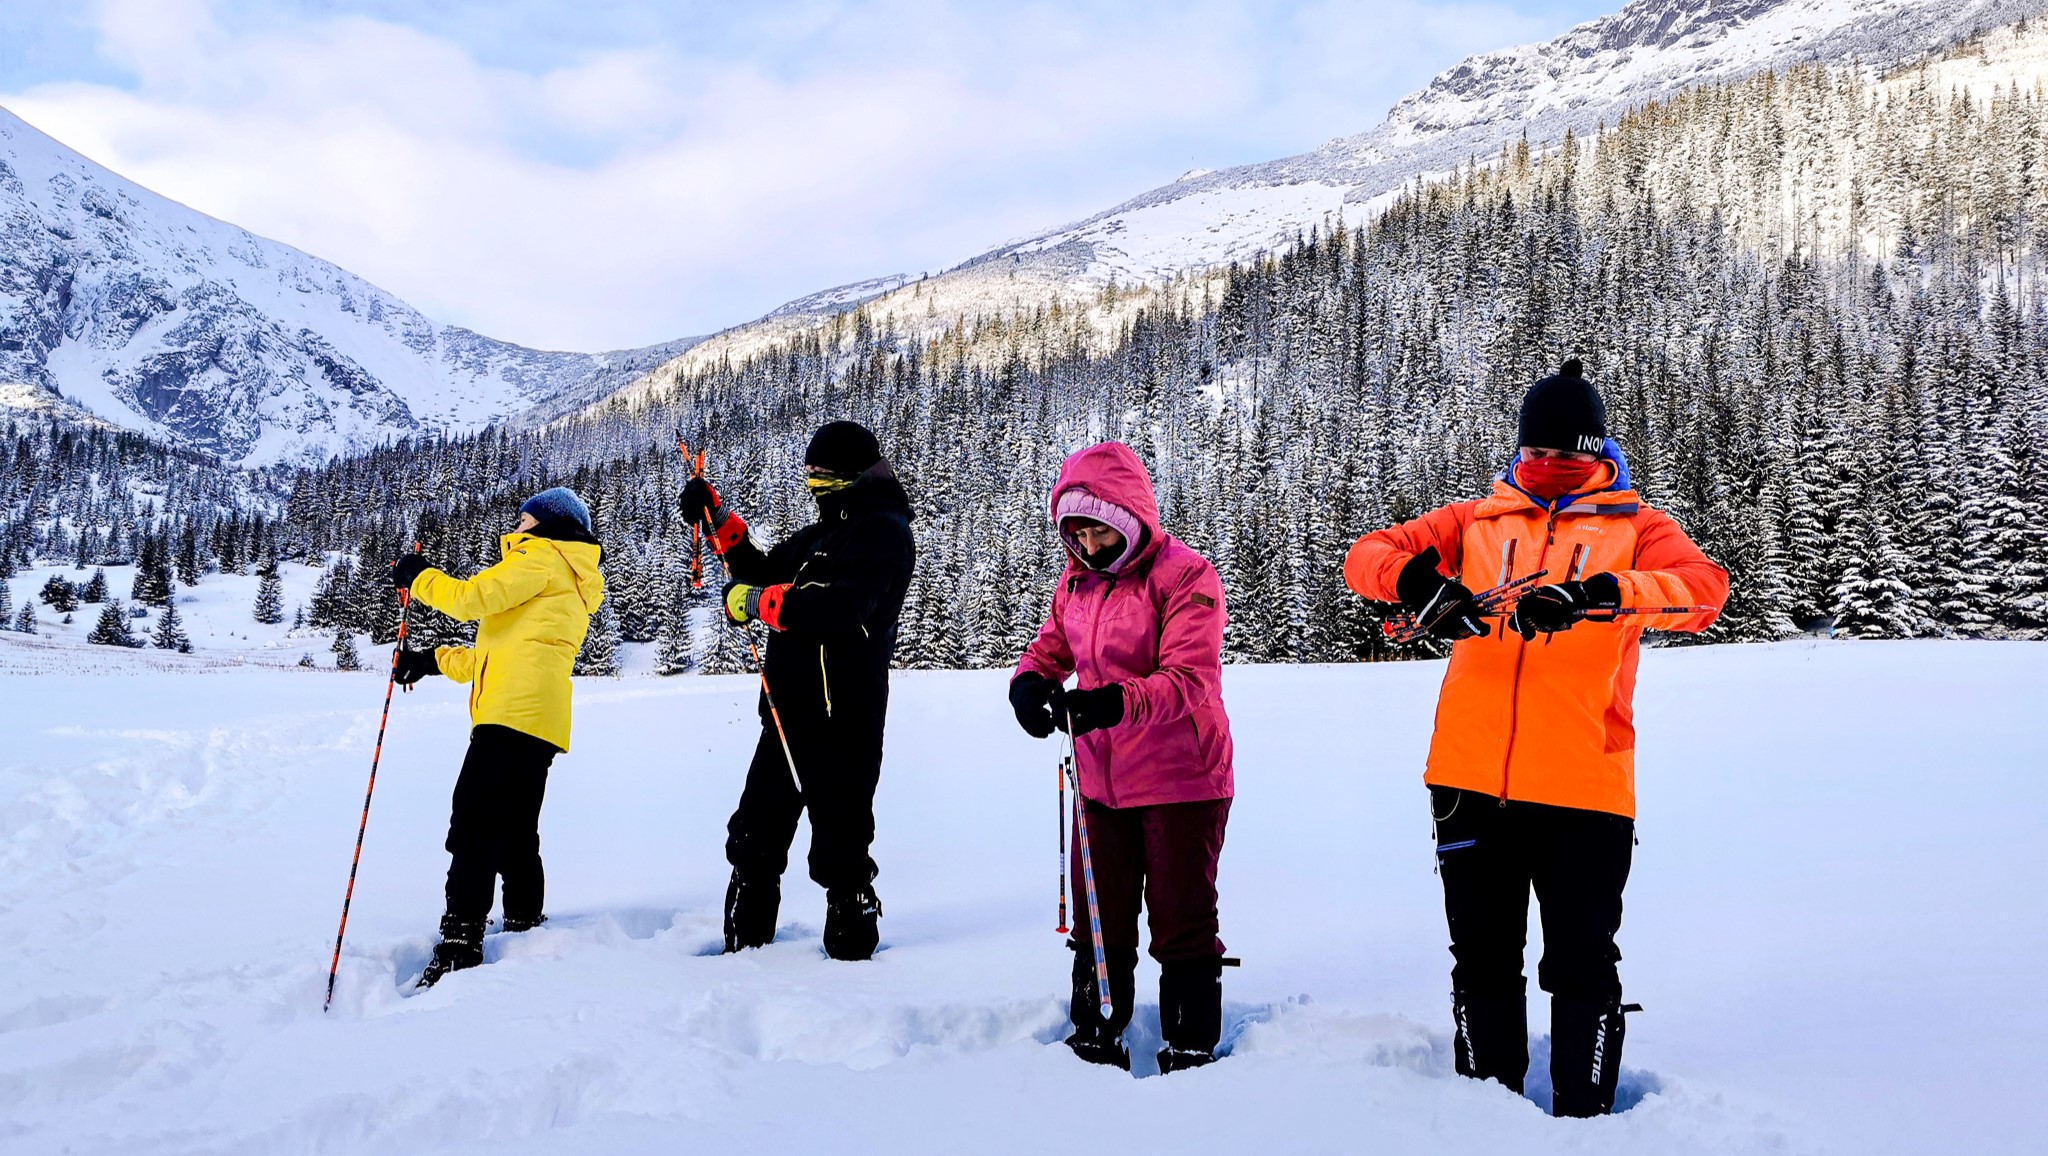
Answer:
[
  {"left": 1452, "top": 988, "right": 1530, "bottom": 1093},
  {"left": 1548, "top": 996, "right": 1633, "bottom": 1117},
  {"left": 1065, "top": 941, "right": 1137, "bottom": 1070},
  {"left": 1156, "top": 958, "right": 1224, "bottom": 1074},
  {"left": 500, "top": 913, "right": 547, "bottom": 933},
  {"left": 722, "top": 869, "right": 780, "bottom": 953},
  {"left": 822, "top": 884, "right": 883, "bottom": 961},
  {"left": 418, "top": 914, "right": 485, "bottom": 990},
  {"left": 1066, "top": 1027, "right": 1133, "bottom": 1070}
]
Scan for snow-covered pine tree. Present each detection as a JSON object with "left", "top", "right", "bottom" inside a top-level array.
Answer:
[
  {"left": 331, "top": 629, "right": 361, "bottom": 671},
  {"left": 151, "top": 600, "right": 192, "bottom": 652},
  {"left": 253, "top": 567, "right": 285, "bottom": 625},
  {"left": 40, "top": 574, "right": 77, "bottom": 612},
  {"left": 575, "top": 600, "right": 621, "bottom": 676},
  {"left": 87, "top": 601, "right": 141, "bottom": 647},
  {"left": 14, "top": 599, "right": 36, "bottom": 634},
  {"left": 654, "top": 574, "right": 695, "bottom": 675},
  {"left": 79, "top": 568, "right": 108, "bottom": 604}
]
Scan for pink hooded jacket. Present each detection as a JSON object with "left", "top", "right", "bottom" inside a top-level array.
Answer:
[{"left": 1014, "top": 442, "right": 1235, "bottom": 808}]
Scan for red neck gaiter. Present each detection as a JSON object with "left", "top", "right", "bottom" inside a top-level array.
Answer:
[{"left": 1515, "top": 456, "right": 1605, "bottom": 501}]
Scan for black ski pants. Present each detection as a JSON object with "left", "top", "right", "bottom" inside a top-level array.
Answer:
[
  {"left": 725, "top": 721, "right": 881, "bottom": 892},
  {"left": 1430, "top": 786, "right": 1633, "bottom": 1003},
  {"left": 443, "top": 724, "right": 557, "bottom": 923}
]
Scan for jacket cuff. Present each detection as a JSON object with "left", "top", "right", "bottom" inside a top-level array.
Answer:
[
  {"left": 757, "top": 583, "right": 789, "bottom": 631},
  {"left": 710, "top": 511, "right": 748, "bottom": 554}
]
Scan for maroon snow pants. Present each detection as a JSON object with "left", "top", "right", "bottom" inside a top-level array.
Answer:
[{"left": 1073, "top": 796, "right": 1230, "bottom": 964}]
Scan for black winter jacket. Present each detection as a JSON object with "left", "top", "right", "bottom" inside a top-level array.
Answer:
[{"left": 723, "top": 463, "right": 916, "bottom": 742}]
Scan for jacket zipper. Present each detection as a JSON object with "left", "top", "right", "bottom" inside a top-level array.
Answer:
[
  {"left": 1088, "top": 573, "right": 1119, "bottom": 806},
  {"left": 819, "top": 645, "right": 833, "bottom": 718},
  {"left": 1498, "top": 512, "right": 1558, "bottom": 805}
]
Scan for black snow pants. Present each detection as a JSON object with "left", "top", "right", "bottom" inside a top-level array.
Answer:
[
  {"left": 725, "top": 718, "right": 883, "bottom": 892},
  {"left": 1431, "top": 785, "right": 1633, "bottom": 1103},
  {"left": 443, "top": 724, "right": 558, "bottom": 923}
]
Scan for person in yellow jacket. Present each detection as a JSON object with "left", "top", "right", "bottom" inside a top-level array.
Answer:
[{"left": 386, "top": 486, "right": 606, "bottom": 989}]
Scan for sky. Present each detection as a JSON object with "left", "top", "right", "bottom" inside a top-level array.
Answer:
[{"left": 0, "top": 0, "right": 1613, "bottom": 352}]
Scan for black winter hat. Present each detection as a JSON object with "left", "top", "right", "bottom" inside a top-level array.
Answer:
[
  {"left": 1517, "top": 359, "right": 1607, "bottom": 454},
  {"left": 805, "top": 420, "right": 883, "bottom": 476}
]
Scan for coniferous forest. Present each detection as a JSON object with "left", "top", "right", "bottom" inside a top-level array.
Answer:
[{"left": 5, "top": 49, "right": 2047, "bottom": 668}]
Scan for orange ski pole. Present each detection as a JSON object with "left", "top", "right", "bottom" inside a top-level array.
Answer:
[
  {"left": 740, "top": 626, "right": 802, "bottom": 796},
  {"left": 680, "top": 440, "right": 708, "bottom": 590},
  {"left": 324, "top": 543, "right": 419, "bottom": 1012}
]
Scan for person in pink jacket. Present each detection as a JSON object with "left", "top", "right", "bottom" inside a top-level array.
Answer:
[{"left": 1010, "top": 441, "right": 1235, "bottom": 1074}]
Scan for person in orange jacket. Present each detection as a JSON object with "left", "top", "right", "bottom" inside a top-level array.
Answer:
[{"left": 1344, "top": 359, "right": 1729, "bottom": 1117}]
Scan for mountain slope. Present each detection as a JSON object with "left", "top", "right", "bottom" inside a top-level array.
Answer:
[
  {"left": 0, "top": 106, "right": 700, "bottom": 467},
  {"left": 590, "top": 0, "right": 2048, "bottom": 414},
  {"left": 986, "top": 0, "right": 2048, "bottom": 285}
]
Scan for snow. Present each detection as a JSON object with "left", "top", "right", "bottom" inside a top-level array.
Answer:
[
  {"left": 0, "top": 559, "right": 340, "bottom": 673},
  {"left": 1, "top": 640, "right": 2041, "bottom": 1153}
]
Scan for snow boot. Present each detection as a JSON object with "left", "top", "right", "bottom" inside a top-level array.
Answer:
[
  {"left": 1452, "top": 988, "right": 1529, "bottom": 1093},
  {"left": 417, "top": 914, "right": 485, "bottom": 989},
  {"left": 1548, "top": 997, "right": 1634, "bottom": 1117},
  {"left": 1065, "top": 942, "right": 1137, "bottom": 1070},
  {"left": 1156, "top": 958, "right": 1225, "bottom": 1074},
  {"left": 822, "top": 884, "right": 883, "bottom": 961},
  {"left": 501, "top": 913, "right": 547, "bottom": 933},
  {"left": 722, "top": 868, "right": 780, "bottom": 953}
]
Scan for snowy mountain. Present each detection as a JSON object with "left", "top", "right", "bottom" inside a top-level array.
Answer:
[
  {"left": 0, "top": 106, "right": 701, "bottom": 468},
  {"left": 982, "top": 0, "right": 2048, "bottom": 285},
  {"left": 588, "top": 0, "right": 2048, "bottom": 413}
]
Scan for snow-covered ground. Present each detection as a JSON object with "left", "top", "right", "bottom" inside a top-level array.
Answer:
[
  {"left": 0, "top": 559, "right": 340, "bottom": 673},
  {"left": 0, "top": 641, "right": 2041, "bottom": 1154}
]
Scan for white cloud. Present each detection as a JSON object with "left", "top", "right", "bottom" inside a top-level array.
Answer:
[{"left": 1, "top": 0, "right": 1571, "bottom": 350}]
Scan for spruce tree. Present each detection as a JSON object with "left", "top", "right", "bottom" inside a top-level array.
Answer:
[
  {"left": 332, "top": 629, "right": 362, "bottom": 671},
  {"left": 87, "top": 601, "right": 141, "bottom": 647},
  {"left": 253, "top": 569, "right": 286, "bottom": 625},
  {"left": 151, "top": 600, "right": 193, "bottom": 652},
  {"left": 14, "top": 599, "right": 36, "bottom": 634},
  {"left": 0, "top": 578, "right": 10, "bottom": 627},
  {"left": 79, "top": 568, "right": 108, "bottom": 603},
  {"left": 575, "top": 601, "right": 621, "bottom": 676},
  {"left": 40, "top": 575, "right": 77, "bottom": 612}
]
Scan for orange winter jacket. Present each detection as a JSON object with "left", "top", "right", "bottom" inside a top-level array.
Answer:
[{"left": 1345, "top": 476, "right": 1728, "bottom": 817}]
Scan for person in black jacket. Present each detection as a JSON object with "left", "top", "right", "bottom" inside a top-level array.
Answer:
[{"left": 681, "top": 421, "right": 916, "bottom": 961}]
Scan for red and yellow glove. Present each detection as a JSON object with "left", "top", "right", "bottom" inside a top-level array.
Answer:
[{"left": 724, "top": 582, "right": 789, "bottom": 630}]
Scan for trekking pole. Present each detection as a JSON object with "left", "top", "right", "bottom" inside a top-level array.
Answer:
[
  {"left": 1545, "top": 544, "right": 1588, "bottom": 648},
  {"left": 1056, "top": 754, "right": 1070, "bottom": 936},
  {"left": 324, "top": 543, "right": 419, "bottom": 1013},
  {"left": 1385, "top": 569, "right": 1550, "bottom": 646},
  {"left": 1583, "top": 605, "right": 1715, "bottom": 618},
  {"left": 1064, "top": 701, "right": 1114, "bottom": 1019},
  {"left": 679, "top": 441, "right": 708, "bottom": 590},
  {"left": 1493, "top": 539, "right": 1516, "bottom": 643},
  {"left": 739, "top": 624, "right": 804, "bottom": 797}
]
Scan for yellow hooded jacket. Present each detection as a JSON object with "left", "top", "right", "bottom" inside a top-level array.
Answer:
[{"left": 410, "top": 533, "right": 606, "bottom": 752}]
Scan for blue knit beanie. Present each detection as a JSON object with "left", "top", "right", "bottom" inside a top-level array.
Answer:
[{"left": 519, "top": 487, "right": 592, "bottom": 534}]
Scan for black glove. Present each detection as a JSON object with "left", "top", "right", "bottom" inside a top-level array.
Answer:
[
  {"left": 1394, "top": 546, "right": 1489, "bottom": 641},
  {"left": 1008, "top": 672, "right": 1059, "bottom": 739},
  {"left": 1510, "top": 573, "right": 1621, "bottom": 640},
  {"left": 393, "top": 647, "right": 440, "bottom": 686},
  {"left": 389, "top": 554, "right": 431, "bottom": 592},
  {"left": 680, "top": 476, "right": 727, "bottom": 529},
  {"left": 1056, "top": 683, "right": 1125, "bottom": 737}
]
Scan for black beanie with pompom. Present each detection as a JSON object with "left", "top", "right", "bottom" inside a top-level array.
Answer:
[{"left": 1517, "top": 359, "right": 1607, "bottom": 454}]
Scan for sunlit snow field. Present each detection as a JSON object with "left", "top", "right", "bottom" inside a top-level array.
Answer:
[{"left": 0, "top": 640, "right": 2041, "bottom": 1154}]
